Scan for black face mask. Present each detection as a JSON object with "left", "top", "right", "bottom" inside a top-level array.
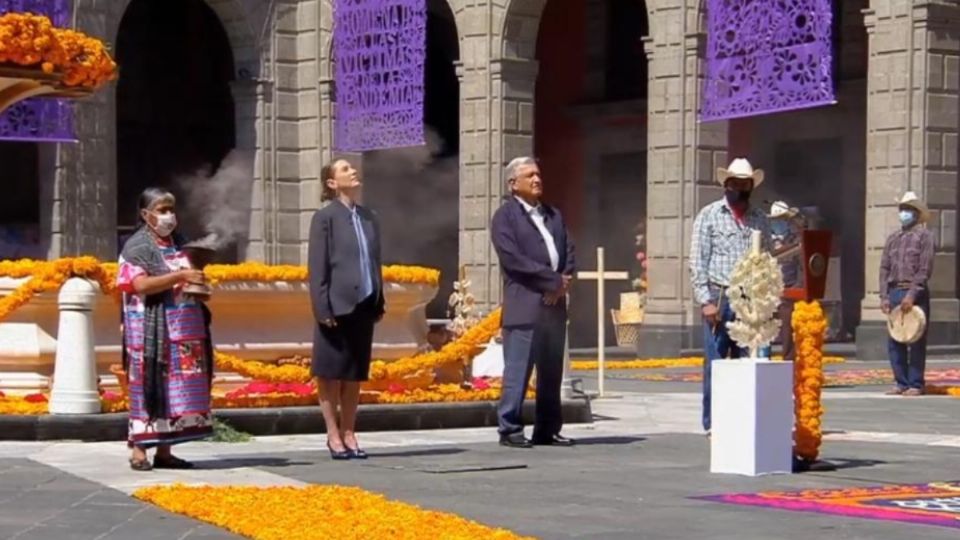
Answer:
[{"left": 725, "top": 189, "right": 751, "bottom": 206}]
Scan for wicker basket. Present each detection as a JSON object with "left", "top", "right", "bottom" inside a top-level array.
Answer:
[{"left": 611, "top": 309, "right": 642, "bottom": 346}]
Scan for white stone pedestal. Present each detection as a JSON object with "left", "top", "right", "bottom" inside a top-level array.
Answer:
[
  {"left": 49, "top": 278, "right": 101, "bottom": 414},
  {"left": 710, "top": 359, "right": 793, "bottom": 476}
]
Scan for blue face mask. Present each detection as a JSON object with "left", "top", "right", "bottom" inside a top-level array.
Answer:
[
  {"left": 771, "top": 221, "right": 789, "bottom": 236},
  {"left": 899, "top": 210, "right": 916, "bottom": 226}
]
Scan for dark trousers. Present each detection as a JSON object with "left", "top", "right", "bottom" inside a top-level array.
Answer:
[
  {"left": 778, "top": 300, "right": 796, "bottom": 361},
  {"left": 497, "top": 307, "right": 566, "bottom": 437},
  {"left": 888, "top": 287, "right": 929, "bottom": 390}
]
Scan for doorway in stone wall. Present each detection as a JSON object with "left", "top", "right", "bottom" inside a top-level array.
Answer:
[
  {"left": 360, "top": 0, "right": 460, "bottom": 319},
  {"left": 115, "top": 0, "right": 236, "bottom": 255},
  {"left": 0, "top": 143, "right": 41, "bottom": 259},
  {"left": 534, "top": 0, "right": 649, "bottom": 348}
]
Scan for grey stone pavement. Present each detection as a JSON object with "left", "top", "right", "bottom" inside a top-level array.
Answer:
[{"left": 1, "top": 359, "right": 960, "bottom": 539}]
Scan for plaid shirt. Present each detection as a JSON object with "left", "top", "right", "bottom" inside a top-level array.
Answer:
[
  {"left": 879, "top": 225, "right": 935, "bottom": 301},
  {"left": 689, "top": 199, "right": 772, "bottom": 305}
]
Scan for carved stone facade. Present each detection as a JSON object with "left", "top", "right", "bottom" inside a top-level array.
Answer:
[{"left": 33, "top": 0, "right": 960, "bottom": 358}]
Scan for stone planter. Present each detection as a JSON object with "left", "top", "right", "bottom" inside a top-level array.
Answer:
[{"left": 0, "top": 278, "right": 439, "bottom": 393}]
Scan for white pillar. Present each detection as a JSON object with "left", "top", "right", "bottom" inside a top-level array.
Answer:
[
  {"left": 49, "top": 278, "right": 101, "bottom": 414},
  {"left": 561, "top": 319, "right": 573, "bottom": 399}
]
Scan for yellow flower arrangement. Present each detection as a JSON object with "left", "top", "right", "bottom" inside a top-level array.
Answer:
[
  {"left": 0, "top": 13, "right": 116, "bottom": 89},
  {"left": 0, "top": 257, "right": 116, "bottom": 321},
  {"left": 570, "top": 355, "right": 844, "bottom": 371},
  {"left": 791, "top": 300, "right": 827, "bottom": 463},
  {"left": 5, "top": 381, "right": 526, "bottom": 415},
  {"left": 0, "top": 395, "right": 48, "bottom": 415},
  {"left": 0, "top": 258, "right": 437, "bottom": 323},
  {"left": 571, "top": 358, "right": 703, "bottom": 370},
  {"left": 923, "top": 384, "right": 960, "bottom": 397},
  {"left": 213, "top": 352, "right": 311, "bottom": 383},
  {"left": 134, "top": 484, "right": 534, "bottom": 540},
  {"left": 368, "top": 308, "right": 501, "bottom": 381},
  {"left": 203, "top": 262, "right": 440, "bottom": 287},
  {"left": 212, "top": 309, "right": 501, "bottom": 384}
]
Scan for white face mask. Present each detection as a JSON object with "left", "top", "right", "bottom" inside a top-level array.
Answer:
[{"left": 151, "top": 212, "right": 177, "bottom": 237}]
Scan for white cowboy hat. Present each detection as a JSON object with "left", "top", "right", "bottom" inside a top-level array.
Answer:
[
  {"left": 897, "top": 191, "right": 930, "bottom": 223},
  {"left": 768, "top": 200, "right": 799, "bottom": 219},
  {"left": 717, "top": 158, "right": 764, "bottom": 187},
  {"left": 887, "top": 305, "right": 927, "bottom": 344}
]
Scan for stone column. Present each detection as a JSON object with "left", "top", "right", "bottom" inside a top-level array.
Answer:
[
  {"left": 635, "top": 4, "right": 729, "bottom": 358},
  {"left": 231, "top": 78, "right": 274, "bottom": 263},
  {"left": 856, "top": 0, "right": 960, "bottom": 359},
  {"left": 459, "top": 53, "right": 538, "bottom": 310},
  {"left": 49, "top": 278, "right": 100, "bottom": 415},
  {"left": 46, "top": 4, "right": 117, "bottom": 260}
]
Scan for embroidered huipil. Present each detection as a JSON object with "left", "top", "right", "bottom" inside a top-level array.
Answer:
[
  {"left": 689, "top": 199, "right": 772, "bottom": 305},
  {"left": 116, "top": 239, "right": 213, "bottom": 447}
]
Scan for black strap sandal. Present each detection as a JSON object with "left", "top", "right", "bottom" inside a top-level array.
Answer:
[
  {"left": 129, "top": 458, "right": 153, "bottom": 472},
  {"left": 153, "top": 455, "right": 194, "bottom": 469}
]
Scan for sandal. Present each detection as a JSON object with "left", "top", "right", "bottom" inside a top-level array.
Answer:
[
  {"left": 129, "top": 458, "right": 153, "bottom": 472},
  {"left": 153, "top": 455, "right": 194, "bottom": 469}
]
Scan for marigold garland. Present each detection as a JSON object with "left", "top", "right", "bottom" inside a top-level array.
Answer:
[
  {"left": 134, "top": 484, "right": 534, "bottom": 540},
  {"left": 4, "top": 381, "right": 526, "bottom": 415},
  {"left": 0, "top": 13, "right": 116, "bottom": 88},
  {"left": 212, "top": 309, "right": 501, "bottom": 384},
  {"left": 0, "top": 257, "right": 116, "bottom": 321},
  {"left": 0, "top": 258, "right": 438, "bottom": 323},
  {"left": 923, "top": 384, "right": 960, "bottom": 397},
  {"left": 569, "top": 355, "right": 844, "bottom": 371},
  {"left": 791, "top": 300, "right": 827, "bottom": 463},
  {"left": 203, "top": 262, "right": 440, "bottom": 287}
]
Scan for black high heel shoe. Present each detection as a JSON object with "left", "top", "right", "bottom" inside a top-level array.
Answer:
[
  {"left": 327, "top": 442, "right": 351, "bottom": 460},
  {"left": 346, "top": 446, "right": 368, "bottom": 459}
]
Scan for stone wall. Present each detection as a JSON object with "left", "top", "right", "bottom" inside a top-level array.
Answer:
[
  {"left": 856, "top": 0, "right": 960, "bottom": 359},
  {"left": 43, "top": 0, "right": 279, "bottom": 263}
]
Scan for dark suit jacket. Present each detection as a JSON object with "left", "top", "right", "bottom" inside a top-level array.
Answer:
[
  {"left": 491, "top": 197, "right": 575, "bottom": 327},
  {"left": 307, "top": 200, "right": 386, "bottom": 321}
]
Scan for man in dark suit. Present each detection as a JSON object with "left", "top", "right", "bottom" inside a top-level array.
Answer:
[{"left": 491, "top": 156, "right": 576, "bottom": 448}]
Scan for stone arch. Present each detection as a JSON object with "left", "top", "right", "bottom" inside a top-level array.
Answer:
[
  {"left": 500, "top": 0, "right": 665, "bottom": 60},
  {"left": 112, "top": 0, "right": 263, "bottom": 262},
  {"left": 110, "top": 0, "right": 260, "bottom": 78}
]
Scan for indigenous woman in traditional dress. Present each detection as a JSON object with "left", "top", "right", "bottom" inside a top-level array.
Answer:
[
  {"left": 308, "top": 159, "right": 385, "bottom": 460},
  {"left": 117, "top": 187, "right": 214, "bottom": 471}
]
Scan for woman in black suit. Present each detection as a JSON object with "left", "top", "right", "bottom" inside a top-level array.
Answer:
[{"left": 308, "top": 159, "right": 385, "bottom": 460}]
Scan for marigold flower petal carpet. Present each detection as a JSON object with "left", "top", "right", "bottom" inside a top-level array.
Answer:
[{"left": 134, "top": 484, "right": 535, "bottom": 540}]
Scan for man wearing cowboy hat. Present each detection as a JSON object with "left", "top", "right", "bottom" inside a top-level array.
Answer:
[
  {"left": 690, "top": 158, "right": 772, "bottom": 435},
  {"left": 768, "top": 201, "right": 807, "bottom": 360},
  {"left": 879, "top": 191, "right": 934, "bottom": 396}
]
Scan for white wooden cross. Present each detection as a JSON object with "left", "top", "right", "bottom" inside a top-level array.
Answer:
[{"left": 576, "top": 247, "right": 630, "bottom": 397}]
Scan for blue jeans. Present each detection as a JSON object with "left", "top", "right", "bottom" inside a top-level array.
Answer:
[
  {"left": 887, "top": 287, "right": 929, "bottom": 390},
  {"left": 701, "top": 301, "right": 770, "bottom": 432}
]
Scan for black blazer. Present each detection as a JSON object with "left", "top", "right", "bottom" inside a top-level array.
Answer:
[
  {"left": 491, "top": 197, "right": 575, "bottom": 327},
  {"left": 307, "top": 200, "right": 386, "bottom": 321}
]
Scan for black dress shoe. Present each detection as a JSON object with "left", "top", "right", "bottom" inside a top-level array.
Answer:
[
  {"left": 532, "top": 434, "right": 575, "bottom": 446},
  {"left": 499, "top": 433, "right": 533, "bottom": 448}
]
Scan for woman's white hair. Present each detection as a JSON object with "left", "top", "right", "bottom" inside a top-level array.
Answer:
[{"left": 504, "top": 156, "right": 537, "bottom": 187}]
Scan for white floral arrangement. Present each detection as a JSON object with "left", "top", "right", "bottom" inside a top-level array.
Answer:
[
  {"left": 447, "top": 267, "right": 479, "bottom": 337},
  {"left": 726, "top": 232, "right": 784, "bottom": 358}
]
